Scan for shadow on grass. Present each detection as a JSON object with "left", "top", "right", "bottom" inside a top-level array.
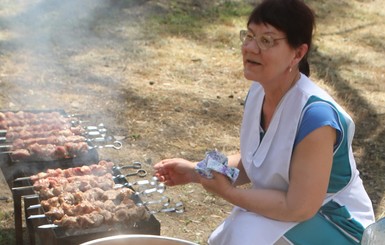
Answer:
[
  {"left": 0, "top": 228, "right": 16, "bottom": 245},
  {"left": 311, "top": 46, "right": 385, "bottom": 215}
]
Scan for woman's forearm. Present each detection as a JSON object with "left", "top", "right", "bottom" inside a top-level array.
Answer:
[
  {"left": 223, "top": 187, "right": 313, "bottom": 222},
  {"left": 227, "top": 153, "right": 250, "bottom": 186}
]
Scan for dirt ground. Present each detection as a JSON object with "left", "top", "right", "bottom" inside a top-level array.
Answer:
[{"left": 0, "top": 0, "right": 384, "bottom": 244}]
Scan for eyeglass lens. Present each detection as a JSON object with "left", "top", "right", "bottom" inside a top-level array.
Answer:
[{"left": 240, "top": 30, "right": 276, "bottom": 50}]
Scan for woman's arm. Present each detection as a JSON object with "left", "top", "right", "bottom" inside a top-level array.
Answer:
[
  {"left": 227, "top": 154, "right": 250, "bottom": 186},
  {"left": 200, "top": 125, "right": 336, "bottom": 222},
  {"left": 154, "top": 153, "right": 250, "bottom": 186},
  {"left": 154, "top": 158, "right": 200, "bottom": 186}
]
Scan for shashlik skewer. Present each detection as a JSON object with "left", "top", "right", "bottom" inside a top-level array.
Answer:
[
  {"left": 0, "top": 127, "right": 107, "bottom": 142},
  {"left": 37, "top": 203, "right": 149, "bottom": 229},
  {"left": 0, "top": 111, "right": 69, "bottom": 125},
  {"left": 32, "top": 171, "right": 146, "bottom": 199},
  {"left": 33, "top": 174, "right": 117, "bottom": 200},
  {"left": 5, "top": 135, "right": 89, "bottom": 150},
  {"left": 0, "top": 111, "right": 92, "bottom": 129},
  {"left": 0, "top": 135, "right": 117, "bottom": 151},
  {"left": 1, "top": 128, "right": 81, "bottom": 141},
  {"left": 0, "top": 111, "right": 69, "bottom": 121},
  {"left": 2, "top": 142, "right": 90, "bottom": 161},
  {"left": 14, "top": 160, "right": 115, "bottom": 182},
  {"left": 34, "top": 201, "right": 182, "bottom": 229},
  {"left": 1, "top": 140, "right": 122, "bottom": 160},
  {"left": 0, "top": 111, "right": 60, "bottom": 119},
  {"left": 12, "top": 160, "right": 135, "bottom": 182},
  {"left": 0, "top": 124, "right": 70, "bottom": 135},
  {"left": 1, "top": 134, "right": 109, "bottom": 150},
  {"left": 0, "top": 117, "right": 73, "bottom": 129},
  {"left": 13, "top": 177, "right": 117, "bottom": 194}
]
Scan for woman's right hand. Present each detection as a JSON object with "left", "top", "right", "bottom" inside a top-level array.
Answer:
[{"left": 153, "top": 158, "right": 199, "bottom": 186}]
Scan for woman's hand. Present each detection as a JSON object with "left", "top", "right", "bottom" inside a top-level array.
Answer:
[
  {"left": 199, "top": 172, "right": 234, "bottom": 199},
  {"left": 153, "top": 158, "right": 199, "bottom": 186}
]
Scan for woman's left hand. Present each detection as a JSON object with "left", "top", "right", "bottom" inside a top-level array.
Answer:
[{"left": 199, "top": 171, "right": 234, "bottom": 198}]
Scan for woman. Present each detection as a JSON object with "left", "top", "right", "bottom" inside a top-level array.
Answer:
[{"left": 154, "top": 0, "right": 375, "bottom": 244}]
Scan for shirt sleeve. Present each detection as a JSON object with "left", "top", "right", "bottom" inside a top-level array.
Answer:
[{"left": 294, "top": 102, "right": 342, "bottom": 149}]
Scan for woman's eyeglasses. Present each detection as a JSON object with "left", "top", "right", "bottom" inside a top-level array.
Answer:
[{"left": 240, "top": 30, "right": 286, "bottom": 50}]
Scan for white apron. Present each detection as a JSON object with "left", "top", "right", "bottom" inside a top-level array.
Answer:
[{"left": 208, "top": 74, "right": 374, "bottom": 245}]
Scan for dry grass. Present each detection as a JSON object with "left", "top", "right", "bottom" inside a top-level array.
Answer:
[{"left": 0, "top": 0, "right": 384, "bottom": 244}]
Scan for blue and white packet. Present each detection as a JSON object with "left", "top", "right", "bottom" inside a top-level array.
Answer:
[{"left": 195, "top": 150, "right": 239, "bottom": 184}]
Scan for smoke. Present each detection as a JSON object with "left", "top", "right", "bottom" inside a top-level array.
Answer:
[
  {"left": 4, "top": 0, "right": 107, "bottom": 59},
  {"left": 0, "top": 0, "right": 115, "bottom": 109},
  {"left": 0, "top": 0, "right": 129, "bottom": 172}
]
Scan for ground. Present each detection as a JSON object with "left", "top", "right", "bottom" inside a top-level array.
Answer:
[{"left": 0, "top": 0, "right": 384, "bottom": 244}]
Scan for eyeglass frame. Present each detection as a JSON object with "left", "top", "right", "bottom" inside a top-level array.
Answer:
[{"left": 239, "top": 30, "right": 286, "bottom": 50}]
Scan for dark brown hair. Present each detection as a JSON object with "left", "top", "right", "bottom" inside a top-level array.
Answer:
[{"left": 247, "top": 0, "right": 315, "bottom": 76}]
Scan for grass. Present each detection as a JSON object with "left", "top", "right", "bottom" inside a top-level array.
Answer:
[{"left": 146, "top": 1, "right": 252, "bottom": 39}]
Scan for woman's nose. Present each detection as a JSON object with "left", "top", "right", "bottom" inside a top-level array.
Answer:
[{"left": 242, "top": 41, "right": 261, "bottom": 54}]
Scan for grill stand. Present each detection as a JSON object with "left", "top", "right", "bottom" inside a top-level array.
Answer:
[
  {"left": 12, "top": 184, "right": 36, "bottom": 245},
  {"left": 3, "top": 149, "right": 99, "bottom": 244}
]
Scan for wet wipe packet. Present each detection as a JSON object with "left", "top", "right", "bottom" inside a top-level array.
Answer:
[{"left": 195, "top": 150, "right": 239, "bottom": 184}]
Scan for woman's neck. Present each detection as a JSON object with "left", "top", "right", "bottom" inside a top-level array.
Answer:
[
  {"left": 263, "top": 71, "right": 300, "bottom": 107},
  {"left": 261, "top": 71, "right": 300, "bottom": 130}
]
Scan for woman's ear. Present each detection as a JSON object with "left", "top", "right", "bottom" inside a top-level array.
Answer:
[
  {"left": 290, "top": 43, "right": 309, "bottom": 69},
  {"left": 295, "top": 43, "right": 309, "bottom": 64}
]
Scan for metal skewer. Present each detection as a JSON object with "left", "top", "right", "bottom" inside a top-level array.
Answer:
[
  {"left": 13, "top": 162, "right": 131, "bottom": 182},
  {"left": 89, "top": 141, "right": 122, "bottom": 150},
  {"left": 28, "top": 214, "right": 46, "bottom": 219},
  {"left": 84, "top": 123, "right": 105, "bottom": 131},
  {"left": 12, "top": 186, "right": 35, "bottom": 191},
  {"left": 38, "top": 224, "right": 58, "bottom": 229},
  {"left": 113, "top": 162, "right": 142, "bottom": 170},
  {"left": 113, "top": 169, "right": 147, "bottom": 179},
  {"left": 27, "top": 204, "right": 42, "bottom": 210}
]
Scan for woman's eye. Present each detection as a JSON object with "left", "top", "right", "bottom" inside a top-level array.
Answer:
[
  {"left": 246, "top": 34, "right": 254, "bottom": 40},
  {"left": 260, "top": 36, "right": 272, "bottom": 45}
]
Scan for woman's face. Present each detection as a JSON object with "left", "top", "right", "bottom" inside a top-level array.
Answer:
[{"left": 241, "top": 23, "right": 295, "bottom": 83}]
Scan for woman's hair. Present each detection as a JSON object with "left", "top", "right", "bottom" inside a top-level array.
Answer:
[{"left": 247, "top": 0, "right": 315, "bottom": 76}]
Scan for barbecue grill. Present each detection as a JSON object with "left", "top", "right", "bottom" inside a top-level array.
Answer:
[
  {"left": 0, "top": 110, "right": 162, "bottom": 245},
  {"left": 10, "top": 160, "right": 164, "bottom": 245},
  {"left": 4, "top": 142, "right": 100, "bottom": 245},
  {"left": 19, "top": 165, "right": 160, "bottom": 245}
]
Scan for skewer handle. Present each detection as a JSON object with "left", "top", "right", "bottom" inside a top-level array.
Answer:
[
  {"left": 13, "top": 176, "right": 32, "bottom": 182},
  {"left": 12, "top": 186, "right": 35, "bottom": 191},
  {"left": 27, "top": 204, "right": 42, "bottom": 210},
  {"left": 38, "top": 224, "right": 58, "bottom": 229},
  {"left": 89, "top": 141, "right": 122, "bottom": 150},
  {"left": 0, "top": 151, "right": 12, "bottom": 155},
  {"left": 28, "top": 214, "right": 46, "bottom": 219},
  {"left": 0, "top": 144, "right": 11, "bottom": 149}
]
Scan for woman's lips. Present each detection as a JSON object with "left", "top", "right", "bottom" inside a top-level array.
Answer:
[{"left": 246, "top": 59, "right": 261, "bottom": 65}]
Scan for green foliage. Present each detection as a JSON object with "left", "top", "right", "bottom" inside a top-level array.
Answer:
[{"left": 147, "top": 1, "right": 252, "bottom": 38}]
